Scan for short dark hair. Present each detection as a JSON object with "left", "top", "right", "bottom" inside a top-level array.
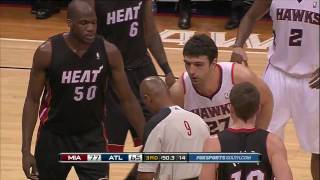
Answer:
[
  {"left": 230, "top": 82, "right": 260, "bottom": 121},
  {"left": 183, "top": 34, "right": 218, "bottom": 64}
]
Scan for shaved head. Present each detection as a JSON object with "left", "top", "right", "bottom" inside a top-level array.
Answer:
[
  {"left": 67, "top": 0, "right": 95, "bottom": 20},
  {"left": 140, "top": 76, "right": 169, "bottom": 98},
  {"left": 140, "top": 76, "right": 173, "bottom": 113},
  {"left": 66, "top": 0, "right": 97, "bottom": 44}
]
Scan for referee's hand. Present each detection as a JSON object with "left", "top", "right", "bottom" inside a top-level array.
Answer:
[
  {"left": 309, "top": 67, "right": 319, "bottom": 89},
  {"left": 22, "top": 152, "right": 39, "bottom": 180},
  {"left": 230, "top": 47, "right": 248, "bottom": 67}
]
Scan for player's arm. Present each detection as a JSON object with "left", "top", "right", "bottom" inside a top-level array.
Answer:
[
  {"left": 169, "top": 78, "right": 185, "bottom": 107},
  {"left": 233, "top": 64, "right": 273, "bottom": 129},
  {"left": 231, "top": 0, "right": 271, "bottom": 64},
  {"left": 21, "top": 41, "right": 52, "bottom": 179},
  {"left": 199, "top": 136, "right": 220, "bottom": 180},
  {"left": 143, "top": 0, "right": 175, "bottom": 87},
  {"left": 267, "top": 133, "right": 293, "bottom": 180},
  {"left": 104, "top": 40, "right": 146, "bottom": 140},
  {"left": 137, "top": 128, "right": 162, "bottom": 180}
]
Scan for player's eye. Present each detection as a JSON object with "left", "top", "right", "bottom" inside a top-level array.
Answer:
[
  {"left": 194, "top": 63, "right": 203, "bottom": 67},
  {"left": 79, "top": 20, "right": 88, "bottom": 25}
]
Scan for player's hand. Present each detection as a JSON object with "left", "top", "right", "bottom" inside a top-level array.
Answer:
[
  {"left": 22, "top": 152, "right": 39, "bottom": 180},
  {"left": 309, "top": 67, "right": 319, "bottom": 89},
  {"left": 230, "top": 47, "right": 248, "bottom": 67},
  {"left": 165, "top": 73, "right": 176, "bottom": 88}
]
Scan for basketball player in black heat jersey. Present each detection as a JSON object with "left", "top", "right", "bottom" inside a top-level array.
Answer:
[
  {"left": 85, "top": 0, "right": 176, "bottom": 153},
  {"left": 21, "top": 1, "right": 145, "bottom": 179},
  {"left": 200, "top": 82, "right": 293, "bottom": 180}
]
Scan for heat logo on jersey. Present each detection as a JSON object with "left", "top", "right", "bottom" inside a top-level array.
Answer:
[
  {"left": 61, "top": 66, "right": 104, "bottom": 101},
  {"left": 61, "top": 65, "right": 104, "bottom": 84},
  {"left": 106, "top": 2, "right": 142, "bottom": 25}
]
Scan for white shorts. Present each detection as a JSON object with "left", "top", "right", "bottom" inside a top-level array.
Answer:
[{"left": 264, "top": 64, "right": 319, "bottom": 154}]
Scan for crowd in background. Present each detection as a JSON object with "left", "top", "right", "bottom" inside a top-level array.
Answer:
[{"left": 30, "top": 0, "right": 253, "bottom": 30}]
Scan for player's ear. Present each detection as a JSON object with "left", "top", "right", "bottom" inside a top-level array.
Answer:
[
  {"left": 210, "top": 58, "right": 217, "bottom": 68},
  {"left": 143, "top": 94, "right": 152, "bottom": 104},
  {"left": 213, "top": 58, "right": 217, "bottom": 63},
  {"left": 144, "top": 94, "right": 152, "bottom": 103},
  {"left": 67, "top": 18, "right": 72, "bottom": 27},
  {"left": 230, "top": 105, "right": 236, "bottom": 120}
]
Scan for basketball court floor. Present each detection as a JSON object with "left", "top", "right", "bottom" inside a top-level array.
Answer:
[{"left": 0, "top": 5, "right": 312, "bottom": 179}]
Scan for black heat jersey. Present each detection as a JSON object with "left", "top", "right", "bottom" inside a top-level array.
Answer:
[
  {"left": 95, "top": 0, "right": 151, "bottom": 68},
  {"left": 217, "top": 128, "right": 274, "bottom": 180},
  {"left": 39, "top": 34, "right": 109, "bottom": 134}
]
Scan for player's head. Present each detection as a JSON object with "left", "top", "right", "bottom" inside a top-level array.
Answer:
[
  {"left": 140, "top": 76, "right": 172, "bottom": 113},
  {"left": 229, "top": 82, "right": 260, "bottom": 123},
  {"left": 67, "top": 0, "right": 97, "bottom": 44},
  {"left": 183, "top": 34, "right": 218, "bottom": 85}
]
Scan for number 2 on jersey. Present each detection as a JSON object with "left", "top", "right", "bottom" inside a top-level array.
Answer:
[
  {"left": 184, "top": 121, "right": 192, "bottom": 136},
  {"left": 289, "top": 28, "right": 303, "bottom": 46}
]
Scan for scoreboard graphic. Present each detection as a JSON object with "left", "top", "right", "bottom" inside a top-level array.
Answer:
[{"left": 59, "top": 153, "right": 261, "bottom": 163}]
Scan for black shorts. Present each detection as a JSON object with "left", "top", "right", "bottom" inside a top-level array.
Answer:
[
  {"left": 35, "top": 126, "right": 108, "bottom": 180},
  {"left": 105, "top": 62, "right": 157, "bottom": 152}
]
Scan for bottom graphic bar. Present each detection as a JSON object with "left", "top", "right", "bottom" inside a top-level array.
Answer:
[{"left": 59, "top": 153, "right": 261, "bottom": 163}]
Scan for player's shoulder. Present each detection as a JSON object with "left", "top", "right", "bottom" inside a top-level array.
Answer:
[
  {"left": 267, "top": 133, "right": 283, "bottom": 147},
  {"left": 232, "top": 63, "right": 258, "bottom": 83},
  {"left": 102, "top": 38, "right": 117, "bottom": 52},
  {"left": 32, "top": 39, "right": 53, "bottom": 70},
  {"left": 169, "top": 75, "right": 186, "bottom": 106},
  {"left": 37, "top": 39, "right": 52, "bottom": 54},
  {"left": 170, "top": 75, "right": 185, "bottom": 90},
  {"left": 217, "top": 61, "right": 234, "bottom": 67},
  {"left": 35, "top": 38, "right": 52, "bottom": 59},
  {"left": 100, "top": 38, "right": 123, "bottom": 66},
  {"left": 203, "top": 135, "right": 221, "bottom": 152}
]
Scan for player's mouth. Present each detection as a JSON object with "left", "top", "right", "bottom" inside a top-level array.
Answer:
[
  {"left": 191, "top": 77, "right": 200, "bottom": 83},
  {"left": 85, "top": 34, "right": 95, "bottom": 40}
]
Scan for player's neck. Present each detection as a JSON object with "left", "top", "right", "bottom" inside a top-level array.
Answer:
[
  {"left": 64, "top": 32, "right": 91, "bottom": 55},
  {"left": 231, "top": 117, "right": 256, "bottom": 129},
  {"left": 196, "top": 65, "right": 221, "bottom": 97}
]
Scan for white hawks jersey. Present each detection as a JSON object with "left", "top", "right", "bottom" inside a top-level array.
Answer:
[
  {"left": 183, "top": 62, "right": 234, "bottom": 135},
  {"left": 138, "top": 106, "right": 210, "bottom": 179},
  {"left": 268, "top": 0, "right": 319, "bottom": 76}
]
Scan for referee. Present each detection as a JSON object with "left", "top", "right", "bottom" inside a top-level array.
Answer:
[{"left": 137, "top": 76, "right": 210, "bottom": 180}]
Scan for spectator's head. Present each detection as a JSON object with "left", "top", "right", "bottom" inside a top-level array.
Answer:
[
  {"left": 140, "top": 76, "right": 172, "bottom": 113},
  {"left": 67, "top": 0, "right": 97, "bottom": 44},
  {"left": 183, "top": 34, "right": 218, "bottom": 86},
  {"left": 230, "top": 82, "right": 260, "bottom": 123}
]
